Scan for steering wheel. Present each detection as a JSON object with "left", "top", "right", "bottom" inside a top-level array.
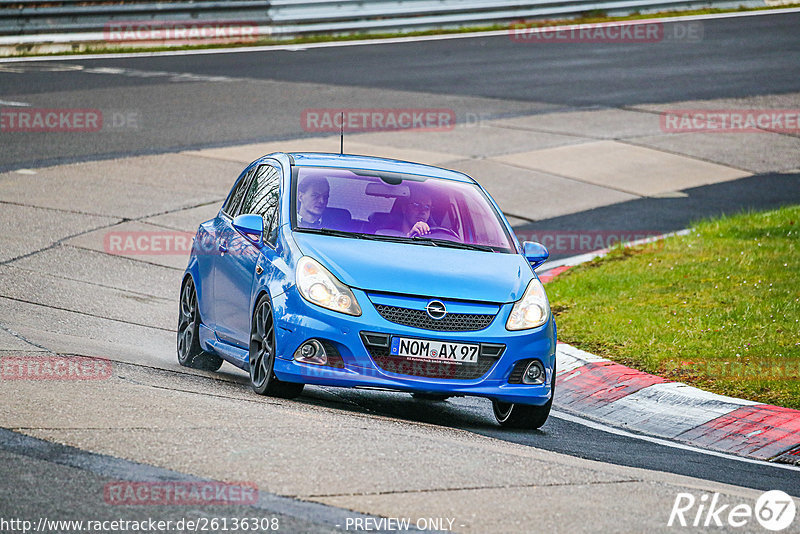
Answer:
[{"left": 427, "top": 226, "right": 460, "bottom": 239}]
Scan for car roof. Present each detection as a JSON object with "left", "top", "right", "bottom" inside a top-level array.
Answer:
[{"left": 287, "top": 152, "right": 476, "bottom": 184}]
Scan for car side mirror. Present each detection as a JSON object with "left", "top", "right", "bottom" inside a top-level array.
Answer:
[
  {"left": 523, "top": 241, "right": 549, "bottom": 269},
  {"left": 233, "top": 214, "right": 264, "bottom": 245}
]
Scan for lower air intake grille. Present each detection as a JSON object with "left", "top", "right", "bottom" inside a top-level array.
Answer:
[{"left": 360, "top": 332, "right": 504, "bottom": 380}]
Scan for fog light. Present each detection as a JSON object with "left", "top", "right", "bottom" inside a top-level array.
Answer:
[
  {"left": 293, "top": 339, "right": 328, "bottom": 365},
  {"left": 522, "top": 360, "right": 546, "bottom": 385}
]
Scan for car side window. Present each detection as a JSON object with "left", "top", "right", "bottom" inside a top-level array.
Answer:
[
  {"left": 238, "top": 164, "right": 282, "bottom": 243},
  {"left": 222, "top": 167, "right": 256, "bottom": 217}
]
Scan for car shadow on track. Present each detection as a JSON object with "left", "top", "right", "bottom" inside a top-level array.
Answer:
[
  {"left": 296, "top": 385, "right": 549, "bottom": 437},
  {"left": 175, "top": 367, "right": 800, "bottom": 496}
]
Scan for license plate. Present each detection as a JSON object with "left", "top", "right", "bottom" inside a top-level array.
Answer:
[{"left": 390, "top": 337, "right": 479, "bottom": 364}]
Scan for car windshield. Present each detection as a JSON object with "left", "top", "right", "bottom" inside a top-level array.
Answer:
[{"left": 291, "top": 166, "right": 515, "bottom": 253}]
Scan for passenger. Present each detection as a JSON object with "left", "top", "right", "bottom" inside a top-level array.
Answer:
[
  {"left": 297, "top": 175, "right": 329, "bottom": 228},
  {"left": 400, "top": 189, "right": 433, "bottom": 238}
]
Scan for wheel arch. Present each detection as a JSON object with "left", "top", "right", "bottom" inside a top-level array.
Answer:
[
  {"left": 252, "top": 289, "right": 272, "bottom": 322},
  {"left": 182, "top": 266, "right": 204, "bottom": 321},
  {"left": 182, "top": 261, "right": 213, "bottom": 338}
]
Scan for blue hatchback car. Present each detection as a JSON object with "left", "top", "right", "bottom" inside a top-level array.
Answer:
[{"left": 178, "top": 152, "right": 556, "bottom": 428}]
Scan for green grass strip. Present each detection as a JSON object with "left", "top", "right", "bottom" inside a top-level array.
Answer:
[{"left": 547, "top": 205, "right": 800, "bottom": 409}]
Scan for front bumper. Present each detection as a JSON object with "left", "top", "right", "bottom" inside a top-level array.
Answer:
[{"left": 271, "top": 286, "right": 556, "bottom": 405}]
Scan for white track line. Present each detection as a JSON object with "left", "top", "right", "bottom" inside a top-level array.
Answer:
[
  {"left": 0, "top": 99, "right": 31, "bottom": 106},
  {"left": 552, "top": 409, "right": 800, "bottom": 472},
  {"left": 1, "top": 7, "right": 799, "bottom": 63}
]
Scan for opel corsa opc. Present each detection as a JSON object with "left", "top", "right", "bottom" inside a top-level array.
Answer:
[{"left": 178, "top": 152, "right": 556, "bottom": 428}]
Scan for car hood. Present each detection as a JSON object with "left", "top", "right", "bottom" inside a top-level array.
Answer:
[{"left": 292, "top": 232, "right": 532, "bottom": 303}]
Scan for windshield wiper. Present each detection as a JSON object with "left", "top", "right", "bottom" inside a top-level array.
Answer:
[
  {"left": 295, "top": 227, "right": 494, "bottom": 251},
  {"left": 297, "top": 227, "right": 439, "bottom": 247},
  {"left": 369, "top": 233, "right": 438, "bottom": 246},
  {"left": 410, "top": 237, "right": 497, "bottom": 252},
  {"left": 295, "top": 226, "right": 398, "bottom": 241},
  {"left": 295, "top": 227, "right": 379, "bottom": 240}
]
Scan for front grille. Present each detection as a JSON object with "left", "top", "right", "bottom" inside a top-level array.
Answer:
[
  {"left": 374, "top": 304, "right": 496, "bottom": 332},
  {"left": 360, "top": 332, "right": 504, "bottom": 380}
]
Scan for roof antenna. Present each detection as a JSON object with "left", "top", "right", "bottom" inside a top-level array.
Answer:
[{"left": 339, "top": 111, "right": 344, "bottom": 155}]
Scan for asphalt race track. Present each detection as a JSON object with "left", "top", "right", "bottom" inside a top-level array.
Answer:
[
  {"left": 1, "top": 11, "right": 799, "bottom": 533},
  {"left": 1, "top": 11, "right": 799, "bottom": 171}
]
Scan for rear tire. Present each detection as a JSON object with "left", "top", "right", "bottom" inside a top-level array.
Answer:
[
  {"left": 177, "top": 277, "right": 223, "bottom": 372},
  {"left": 249, "top": 295, "right": 304, "bottom": 399}
]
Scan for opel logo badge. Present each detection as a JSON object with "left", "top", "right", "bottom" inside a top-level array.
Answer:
[{"left": 426, "top": 300, "right": 447, "bottom": 320}]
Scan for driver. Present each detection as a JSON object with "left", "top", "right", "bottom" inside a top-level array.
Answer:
[
  {"left": 297, "top": 175, "right": 330, "bottom": 228},
  {"left": 400, "top": 189, "right": 433, "bottom": 238}
]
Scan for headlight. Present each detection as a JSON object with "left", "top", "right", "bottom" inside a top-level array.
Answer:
[
  {"left": 506, "top": 278, "right": 550, "bottom": 331},
  {"left": 296, "top": 256, "right": 362, "bottom": 316}
]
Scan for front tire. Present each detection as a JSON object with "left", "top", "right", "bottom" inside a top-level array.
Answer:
[
  {"left": 249, "top": 295, "right": 304, "bottom": 399},
  {"left": 177, "top": 277, "right": 223, "bottom": 372},
  {"left": 492, "top": 363, "right": 555, "bottom": 429},
  {"left": 492, "top": 399, "right": 551, "bottom": 429}
]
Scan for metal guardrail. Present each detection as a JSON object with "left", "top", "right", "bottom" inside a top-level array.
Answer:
[
  {"left": 1, "top": 1, "right": 271, "bottom": 35},
  {"left": 0, "top": 0, "right": 767, "bottom": 41},
  {"left": 267, "top": 0, "right": 762, "bottom": 35}
]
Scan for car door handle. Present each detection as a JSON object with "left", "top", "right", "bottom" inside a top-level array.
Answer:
[{"left": 218, "top": 241, "right": 228, "bottom": 253}]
